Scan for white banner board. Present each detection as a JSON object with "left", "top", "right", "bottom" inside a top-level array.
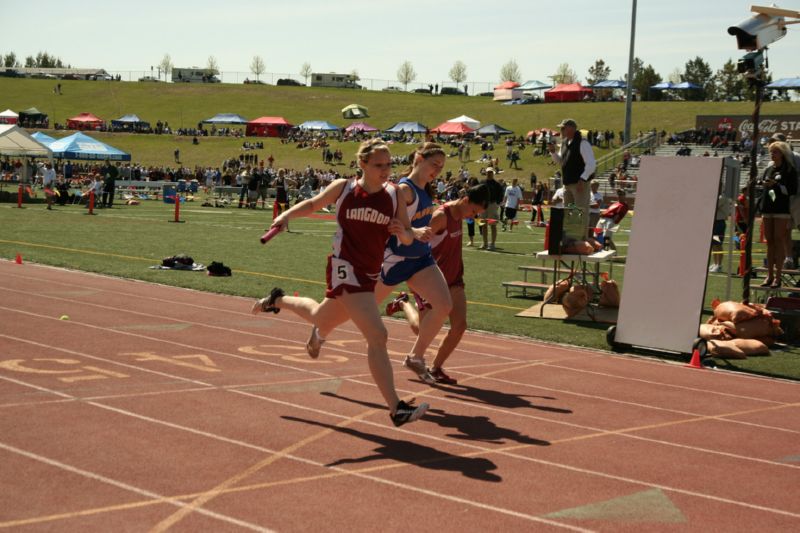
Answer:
[{"left": 616, "top": 156, "right": 723, "bottom": 354}]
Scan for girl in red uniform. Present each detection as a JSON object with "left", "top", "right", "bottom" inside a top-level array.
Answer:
[
  {"left": 251, "top": 139, "right": 428, "bottom": 427},
  {"left": 386, "top": 184, "right": 489, "bottom": 384}
]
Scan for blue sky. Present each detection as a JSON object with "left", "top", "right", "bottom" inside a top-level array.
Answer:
[{"left": 4, "top": 0, "right": 798, "bottom": 86}]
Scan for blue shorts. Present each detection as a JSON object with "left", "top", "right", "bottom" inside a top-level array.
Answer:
[{"left": 380, "top": 252, "right": 436, "bottom": 286}]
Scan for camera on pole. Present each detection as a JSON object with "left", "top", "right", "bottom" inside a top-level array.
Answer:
[{"left": 727, "top": 10, "right": 787, "bottom": 51}]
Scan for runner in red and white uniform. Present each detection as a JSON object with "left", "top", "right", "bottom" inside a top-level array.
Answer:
[
  {"left": 251, "top": 139, "right": 428, "bottom": 427},
  {"left": 386, "top": 183, "right": 490, "bottom": 384}
]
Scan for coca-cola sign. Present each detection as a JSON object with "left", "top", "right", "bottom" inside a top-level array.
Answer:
[{"left": 696, "top": 115, "right": 800, "bottom": 139}]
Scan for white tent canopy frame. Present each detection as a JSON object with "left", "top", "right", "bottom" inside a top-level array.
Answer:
[
  {"left": 446, "top": 115, "right": 480, "bottom": 130},
  {"left": 0, "top": 124, "right": 53, "bottom": 182}
]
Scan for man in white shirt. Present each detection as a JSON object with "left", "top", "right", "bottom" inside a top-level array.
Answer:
[
  {"left": 588, "top": 180, "right": 603, "bottom": 232},
  {"left": 501, "top": 178, "right": 523, "bottom": 231},
  {"left": 42, "top": 162, "right": 56, "bottom": 210},
  {"left": 549, "top": 118, "right": 597, "bottom": 238}
]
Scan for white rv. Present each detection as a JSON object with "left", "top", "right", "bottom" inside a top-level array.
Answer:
[
  {"left": 310, "top": 73, "right": 359, "bottom": 89},
  {"left": 172, "top": 68, "right": 220, "bottom": 83}
]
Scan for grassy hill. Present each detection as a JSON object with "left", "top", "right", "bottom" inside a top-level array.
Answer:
[
  {"left": 2, "top": 78, "right": 797, "bottom": 176},
  {"left": 4, "top": 77, "right": 796, "bottom": 135}
]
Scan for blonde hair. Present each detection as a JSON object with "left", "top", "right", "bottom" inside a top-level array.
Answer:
[
  {"left": 356, "top": 139, "right": 390, "bottom": 162},
  {"left": 412, "top": 142, "right": 445, "bottom": 166},
  {"left": 770, "top": 141, "right": 796, "bottom": 172}
]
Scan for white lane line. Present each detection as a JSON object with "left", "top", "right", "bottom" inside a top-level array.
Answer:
[{"left": 0, "top": 439, "right": 274, "bottom": 532}]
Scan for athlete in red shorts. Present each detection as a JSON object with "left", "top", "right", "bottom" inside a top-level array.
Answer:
[{"left": 251, "top": 139, "right": 428, "bottom": 427}]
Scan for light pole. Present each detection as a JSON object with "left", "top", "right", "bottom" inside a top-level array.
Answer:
[{"left": 623, "top": 0, "right": 637, "bottom": 145}]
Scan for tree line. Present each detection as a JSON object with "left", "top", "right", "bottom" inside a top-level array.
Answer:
[{"left": 4, "top": 49, "right": 793, "bottom": 102}]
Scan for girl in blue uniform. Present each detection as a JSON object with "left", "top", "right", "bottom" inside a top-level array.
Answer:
[{"left": 376, "top": 143, "right": 452, "bottom": 383}]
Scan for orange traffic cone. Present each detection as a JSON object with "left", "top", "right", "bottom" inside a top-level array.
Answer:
[
  {"left": 14, "top": 253, "right": 22, "bottom": 265},
  {"left": 686, "top": 348, "right": 704, "bottom": 369}
]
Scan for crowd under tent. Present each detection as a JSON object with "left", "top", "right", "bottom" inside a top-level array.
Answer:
[
  {"left": 0, "top": 109, "right": 19, "bottom": 124},
  {"left": 111, "top": 114, "right": 151, "bottom": 132},
  {"left": 544, "top": 83, "right": 593, "bottom": 103},
  {"left": 298, "top": 120, "right": 341, "bottom": 131},
  {"left": 476, "top": 123, "right": 513, "bottom": 136},
  {"left": 341, "top": 104, "right": 369, "bottom": 119},
  {"left": 431, "top": 121, "right": 475, "bottom": 135},
  {"left": 344, "top": 122, "right": 378, "bottom": 133},
  {"left": 493, "top": 81, "right": 523, "bottom": 102},
  {"left": 203, "top": 113, "right": 248, "bottom": 124},
  {"left": 384, "top": 122, "right": 428, "bottom": 133},
  {"left": 48, "top": 132, "right": 131, "bottom": 161},
  {"left": 67, "top": 112, "right": 104, "bottom": 130},
  {"left": 18, "top": 107, "right": 48, "bottom": 128},
  {"left": 446, "top": 115, "right": 480, "bottom": 130},
  {"left": 246, "top": 116, "right": 293, "bottom": 137}
]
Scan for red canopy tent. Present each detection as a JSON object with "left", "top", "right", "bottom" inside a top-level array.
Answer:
[
  {"left": 494, "top": 81, "right": 520, "bottom": 90},
  {"left": 430, "top": 121, "right": 475, "bottom": 135},
  {"left": 67, "top": 112, "right": 104, "bottom": 130},
  {"left": 544, "top": 83, "right": 593, "bottom": 103},
  {"left": 246, "top": 116, "right": 293, "bottom": 137}
]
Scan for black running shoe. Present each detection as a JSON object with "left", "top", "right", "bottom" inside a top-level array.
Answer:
[
  {"left": 390, "top": 399, "right": 429, "bottom": 427},
  {"left": 251, "top": 287, "right": 285, "bottom": 315}
]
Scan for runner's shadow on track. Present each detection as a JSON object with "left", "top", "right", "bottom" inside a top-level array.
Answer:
[
  {"left": 320, "top": 392, "right": 549, "bottom": 447},
  {"left": 436, "top": 383, "right": 572, "bottom": 414},
  {"left": 424, "top": 408, "right": 550, "bottom": 447},
  {"left": 282, "top": 415, "right": 502, "bottom": 482}
]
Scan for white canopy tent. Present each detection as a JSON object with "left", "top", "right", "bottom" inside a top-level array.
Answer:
[
  {"left": 0, "top": 125, "right": 54, "bottom": 182},
  {"left": 0, "top": 125, "right": 53, "bottom": 158},
  {"left": 0, "top": 109, "right": 19, "bottom": 124},
  {"left": 446, "top": 115, "right": 481, "bottom": 130}
]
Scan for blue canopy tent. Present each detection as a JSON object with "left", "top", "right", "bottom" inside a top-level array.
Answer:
[
  {"left": 385, "top": 121, "right": 428, "bottom": 133},
  {"left": 30, "top": 131, "right": 56, "bottom": 145},
  {"left": 767, "top": 77, "right": 800, "bottom": 89},
  {"left": 111, "top": 114, "right": 151, "bottom": 131},
  {"left": 650, "top": 82, "right": 674, "bottom": 90},
  {"left": 672, "top": 81, "right": 701, "bottom": 90},
  {"left": 203, "top": 113, "right": 248, "bottom": 124},
  {"left": 48, "top": 132, "right": 131, "bottom": 161},
  {"left": 592, "top": 80, "right": 627, "bottom": 89},
  {"left": 298, "top": 120, "right": 341, "bottom": 131},
  {"left": 518, "top": 80, "right": 552, "bottom": 91}
]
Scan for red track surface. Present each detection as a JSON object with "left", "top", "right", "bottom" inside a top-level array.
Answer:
[{"left": 1, "top": 259, "right": 798, "bottom": 532}]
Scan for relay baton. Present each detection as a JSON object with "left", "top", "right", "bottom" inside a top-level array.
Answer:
[{"left": 260, "top": 226, "right": 282, "bottom": 244}]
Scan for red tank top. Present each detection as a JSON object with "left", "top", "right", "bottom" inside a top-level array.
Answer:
[
  {"left": 429, "top": 204, "right": 464, "bottom": 286},
  {"left": 333, "top": 178, "right": 397, "bottom": 277}
]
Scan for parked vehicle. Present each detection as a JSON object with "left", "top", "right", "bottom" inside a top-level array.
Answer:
[
  {"left": 172, "top": 68, "right": 220, "bottom": 83},
  {"left": 277, "top": 78, "right": 303, "bottom": 86},
  {"left": 440, "top": 87, "right": 465, "bottom": 96},
  {"left": 138, "top": 76, "right": 161, "bottom": 82},
  {"left": 311, "top": 72, "right": 359, "bottom": 89}
]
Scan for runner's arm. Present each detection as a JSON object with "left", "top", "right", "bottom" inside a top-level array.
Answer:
[{"left": 271, "top": 178, "right": 346, "bottom": 229}]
